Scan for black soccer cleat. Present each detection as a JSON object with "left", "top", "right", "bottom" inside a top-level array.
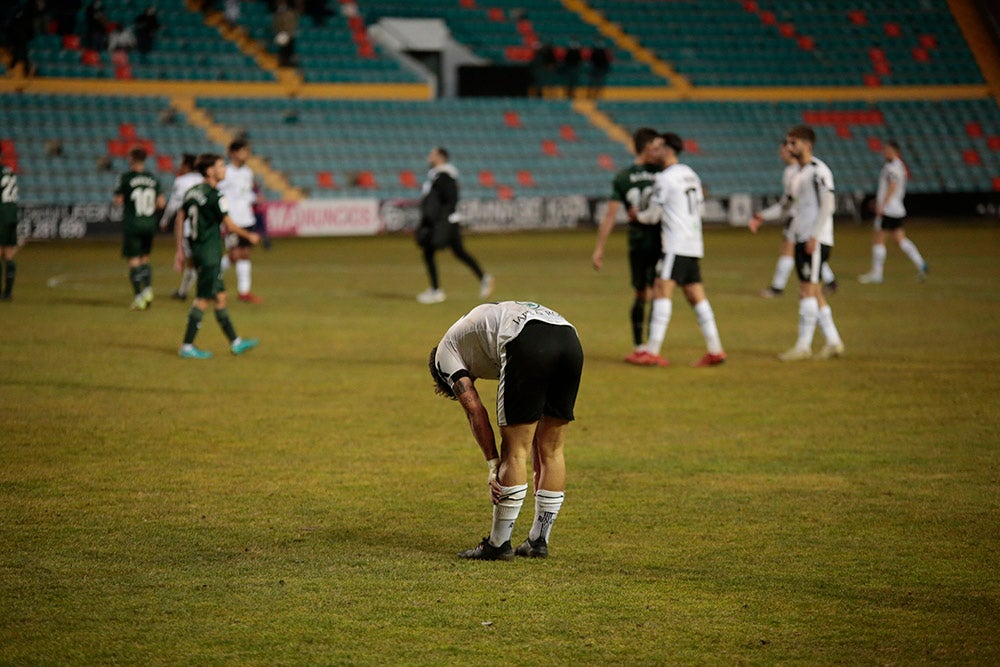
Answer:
[
  {"left": 458, "top": 537, "right": 514, "bottom": 561},
  {"left": 515, "top": 536, "right": 548, "bottom": 559}
]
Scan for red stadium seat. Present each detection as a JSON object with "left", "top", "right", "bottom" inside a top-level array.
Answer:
[
  {"left": 119, "top": 123, "right": 137, "bottom": 140},
  {"left": 848, "top": 10, "right": 866, "bottom": 26},
  {"left": 503, "top": 110, "right": 522, "bottom": 128},
  {"left": 836, "top": 125, "right": 851, "bottom": 139},
  {"left": 356, "top": 171, "right": 377, "bottom": 188},
  {"left": 399, "top": 170, "right": 418, "bottom": 188},
  {"left": 488, "top": 8, "right": 504, "bottom": 22},
  {"left": 62, "top": 34, "right": 81, "bottom": 50},
  {"left": 992, "top": 176, "right": 1000, "bottom": 191},
  {"left": 683, "top": 138, "right": 701, "bottom": 154},
  {"left": 598, "top": 154, "right": 615, "bottom": 171},
  {"left": 912, "top": 47, "right": 930, "bottom": 63},
  {"left": 759, "top": 11, "right": 777, "bottom": 26},
  {"left": 516, "top": 170, "right": 536, "bottom": 187},
  {"left": 987, "top": 136, "right": 1000, "bottom": 151},
  {"left": 316, "top": 171, "right": 337, "bottom": 189},
  {"left": 779, "top": 23, "right": 795, "bottom": 38},
  {"left": 962, "top": 149, "right": 981, "bottom": 166},
  {"left": 541, "top": 139, "right": 559, "bottom": 156},
  {"left": 478, "top": 170, "right": 496, "bottom": 187},
  {"left": 460, "top": 0, "right": 476, "bottom": 8},
  {"left": 867, "top": 137, "right": 883, "bottom": 152},
  {"left": 884, "top": 23, "right": 902, "bottom": 37},
  {"left": 114, "top": 65, "right": 133, "bottom": 79},
  {"left": 965, "top": 122, "right": 983, "bottom": 138},
  {"left": 156, "top": 155, "right": 174, "bottom": 172},
  {"left": 1, "top": 139, "right": 17, "bottom": 156},
  {"left": 107, "top": 139, "right": 128, "bottom": 157},
  {"left": 797, "top": 35, "right": 815, "bottom": 51},
  {"left": 504, "top": 46, "right": 533, "bottom": 62},
  {"left": 497, "top": 185, "right": 514, "bottom": 200},
  {"left": 559, "top": 125, "right": 578, "bottom": 141},
  {"left": 919, "top": 34, "right": 937, "bottom": 49},
  {"left": 863, "top": 74, "right": 881, "bottom": 87},
  {"left": 81, "top": 49, "right": 100, "bottom": 66},
  {"left": 742, "top": 1, "right": 758, "bottom": 12}
]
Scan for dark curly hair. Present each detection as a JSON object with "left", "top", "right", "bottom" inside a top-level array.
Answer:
[{"left": 429, "top": 346, "right": 456, "bottom": 399}]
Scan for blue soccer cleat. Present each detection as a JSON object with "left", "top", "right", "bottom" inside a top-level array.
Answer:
[
  {"left": 231, "top": 338, "right": 259, "bottom": 355},
  {"left": 179, "top": 345, "right": 213, "bottom": 359}
]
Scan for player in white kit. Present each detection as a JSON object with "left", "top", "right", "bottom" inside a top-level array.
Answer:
[
  {"left": 858, "top": 141, "right": 928, "bottom": 284},
  {"left": 778, "top": 125, "right": 844, "bottom": 362},
  {"left": 160, "top": 153, "right": 203, "bottom": 300},
  {"left": 430, "top": 301, "right": 584, "bottom": 560},
  {"left": 626, "top": 133, "right": 726, "bottom": 368},
  {"left": 217, "top": 139, "right": 262, "bottom": 303},
  {"left": 749, "top": 141, "right": 838, "bottom": 297}
]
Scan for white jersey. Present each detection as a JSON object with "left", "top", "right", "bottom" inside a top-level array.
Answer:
[
  {"left": 217, "top": 163, "right": 256, "bottom": 228},
  {"left": 789, "top": 157, "right": 835, "bottom": 246},
  {"left": 648, "top": 162, "right": 704, "bottom": 258},
  {"left": 161, "top": 171, "right": 204, "bottom": 234},
  {"left": 877, "top": 157, "right": 907, "bottom": 218},
  {"left": 434, "top": 301, "right": 575, "bottom": 387}
]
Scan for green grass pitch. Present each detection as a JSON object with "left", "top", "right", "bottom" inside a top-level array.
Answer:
[{"left": 1, "top": 220, "right": 998, "bottom": 664}]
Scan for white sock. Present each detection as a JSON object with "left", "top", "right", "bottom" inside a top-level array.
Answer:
[
  {"left": 645, "top": 298, "right": 672, "bottom": 355},
  {"left": 871, "top": 244, "right": 887, "bottom": 278},
  {"left": 818, "top": 304, "right": 842, "bottom": 346},
  {"left": 796, "top": 296, "right": 819, "bottom": 350},
  {"left": 178, "top": 267, "right": 197, "bottom": 295},
  {"left": 771, "top": 255, "right": 794, "bottom": 291},
  {"left": 693, "top": 299, "right": 723, "bottom": 354},
  {"left": 821, "top": 262, "right": 835, "bottom": 284},
  {"left": 527, "top": 489, "right": 565, "bottom": 542},
  {"left": 236, "top": 259, "right": 251, "bottom": 295},
  {"left": 489, "top": 483, "right": 527, "bottom": 547},
  {"left": 898, "top": 238, "right": 925, "bottom": 270},
  {"left": 220, "top": 255, "right": 231, "bottom": 272}
]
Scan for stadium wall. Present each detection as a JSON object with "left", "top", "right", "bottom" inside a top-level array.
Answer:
[{"left": 13, "top": 191, "right": 999, "bottom": 243}]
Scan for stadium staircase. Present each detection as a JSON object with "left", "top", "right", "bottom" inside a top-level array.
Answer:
[{"left": 0, "top": 0, "right": 997, "bottom": 205}]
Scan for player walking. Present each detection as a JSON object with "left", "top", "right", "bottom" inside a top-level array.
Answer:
[
  {"left": 218, "top": 139, "right": 263, "bottom": 303},
  {"left": 858, "top": 141, "right": 928, "bottom": 284},
  {"left": 430, "top": 301, "right": 583, "bottom": 560},
  {"left": 160, "top": 153, "right": 203, "bottom": 300},
  {"left": 175, "top": 153, "right": 260, "bottom": 359},
  {"left": 0, "top": 150, "right": 19, "bottom": 301},
  {"left": 114, "top": 147, "right": 166, "bottom": 310},
  {"left": 626, "top": 133, "right": 726, "bottom": 368},
  {"left": 778, "top": 125, "right": 844, "bottom": 361},
  {"left": 591, "top": 128, "right": 664, "bottom": 356}
]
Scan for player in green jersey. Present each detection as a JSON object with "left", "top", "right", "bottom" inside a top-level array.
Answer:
[
  {"left": 591, "top": 128, "right": 665, "bottom": 357},
  {"left": 114, "top": 147, "right": 166, "bottom": 310},
  {"left": 174, "top": 153, "right": 260, "bottom": 360},
  {"left": 0, "top": 150, "right": 19, "bottom": 301}
]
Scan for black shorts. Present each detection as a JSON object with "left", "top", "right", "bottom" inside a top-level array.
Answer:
[
  {"left": 122, "top": 230, "right": 154, "bottom": 259},
  {"left": 657, "top": 253, "right": 702, "bottom": 286},
  {"left": 498, "top": 321, "right": 584, "bottom": 426},
  {"left": 194, "top": 261, "right": 225, "bottom": 300},
  {"left": 878, "top": 215, "right": 905, "bottom": 231},
  {"left": 794, "top": 242, "right": 832, "bottom": 284},
  {"left": 629, "top": 248, "right": 660, "bottom": 291}
]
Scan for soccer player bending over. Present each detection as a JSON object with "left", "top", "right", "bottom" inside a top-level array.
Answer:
[{"left": 430, "top": 301, "right": 584, "bottom": 560}]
